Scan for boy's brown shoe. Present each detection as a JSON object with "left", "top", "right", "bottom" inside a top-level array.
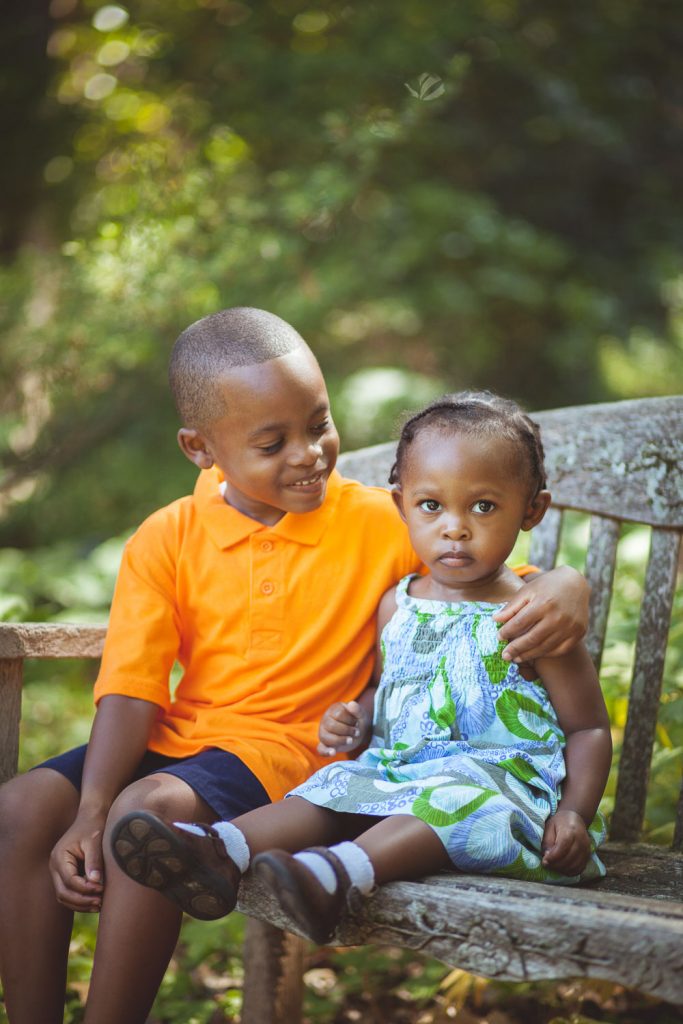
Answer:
[
  {"left": 111, "top": 810, "right": 241, "bottom": 920},
  {"left": 252, "top": 846, "right": 353, "bottom": 944}
]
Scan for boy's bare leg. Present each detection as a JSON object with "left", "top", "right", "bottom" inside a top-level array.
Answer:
[
  {"left": 83, "top": 772, "right": 217, "bottom": 1024},
  {"left": 0, "top": 769, "right": 81, "bottom": 1024}
]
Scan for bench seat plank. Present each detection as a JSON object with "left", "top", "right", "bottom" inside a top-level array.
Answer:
[{"left": 238, "top": 844, "right": 683, "bottom": 1004}]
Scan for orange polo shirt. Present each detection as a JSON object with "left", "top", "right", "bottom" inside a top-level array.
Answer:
[{"left": 94, "top": 468, "right": 419, "bottom": 800}]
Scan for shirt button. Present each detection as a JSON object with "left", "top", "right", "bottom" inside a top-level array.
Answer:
[
  {"left": 260, "top": 580, "right": 275, "bottom": 595},
  {"left": 261, "top": 540, "right": 273, "bottom": 552}
]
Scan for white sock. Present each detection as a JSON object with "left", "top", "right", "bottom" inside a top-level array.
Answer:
[
  {"left": 328, "top": 841, "right": 375, "bottom": 894},
  {"left": 294, "top": 851, "right": 338, "bottom": 893},
  {"left": 212, "top": 821, "right": 251, "bottom": 872},
  {"left": 173, "top": 820, "right": 251, "bottom": 873}
]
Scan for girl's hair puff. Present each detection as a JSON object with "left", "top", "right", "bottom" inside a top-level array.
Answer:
[{"left": 389, "top": 390, "right": 547, "bottom": 496}]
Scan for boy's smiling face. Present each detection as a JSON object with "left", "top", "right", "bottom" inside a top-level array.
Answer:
[{"left": 178, "top": 346, "right": 339, "bottom": 526}]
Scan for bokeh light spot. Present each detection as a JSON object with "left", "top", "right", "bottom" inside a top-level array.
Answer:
[
  {"left": 134, "top": 102, "right": 170, "bottom": 133},
  {"left": 97, "top": 41, "right": 130, "bottom": 66},
  {"left": 92, "top": 5, "right": 129, "bottom": 32},
  {"left": 293, "top": 10, "right": 330, "bottom": 33},
  {"left": 84, "top": 73, "right": 117, "bottom": 100},
  {"left": 47, "top": 29, "right": 77, "bottom": 58},
  {"left": 44, "top": 156, "right": 74, "bottom": 184}
]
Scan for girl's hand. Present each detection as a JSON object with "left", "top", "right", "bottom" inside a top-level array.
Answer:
[
  {"left": 541, "top": 808, "right": 592, "bottom": 876},
  {"left": 494, "top": 566, "right": 590, "bottom": 663},
  {"left": 317, "top": 700, "right": 371, "bottom": 756},
  {"left": 49, "top": 812, "right": 106, "bottom": 913}
]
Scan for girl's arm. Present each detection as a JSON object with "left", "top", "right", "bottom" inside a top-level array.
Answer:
[
  {"left": 317, "top": 586, "right": 397, "bottom": 756},
  {"left": 534, "top": 644, "right": 612, "bottom": 875},
  {"left": 494, "top": 565, "right": 590, "bottom": 664},
  {"left": 48, "top": 694, "right": 159, "bottom": 912}
]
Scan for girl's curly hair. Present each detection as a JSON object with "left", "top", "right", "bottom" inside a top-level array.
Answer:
[{"left": 389, "top": 390, "right": 547, "bottom": 496}]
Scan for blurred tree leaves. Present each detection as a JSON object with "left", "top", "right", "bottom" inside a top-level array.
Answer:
[{"left": 1, "top": 0, "right": 682, "bottom": 546}]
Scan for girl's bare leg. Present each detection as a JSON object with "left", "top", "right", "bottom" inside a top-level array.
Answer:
[
  {"left": 0, "top": 769, "right": 81, "bottom": 1024},
  {"left": 83, "top": 773, "right": 216, "bottom": 1024},
  {"left": 232, "top": 800, "right": 450, "bottom": 881},
  {"left": 353, "top": 814, "right": 451, "bottom": 882},
  {"left": 231, "top": 796, "right": 348, "bottom": 855}
]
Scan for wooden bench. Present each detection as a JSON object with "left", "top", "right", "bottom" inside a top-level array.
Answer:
[{"left": 1, "top": 395, "right": 682, "bottom": 1021}]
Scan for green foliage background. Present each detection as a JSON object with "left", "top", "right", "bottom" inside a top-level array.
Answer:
[
  {"left": 1, "top": 0, "right": 682, "bottom": 1020},
  {"left": 2, "top": 0, "right": 683, "bottom": 547}
]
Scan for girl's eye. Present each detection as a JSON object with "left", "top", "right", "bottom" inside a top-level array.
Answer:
[
  {"left": 419, "top": 500, "right": 441, "bottom": 513},
  {"left": 311, "top": 418, "right": 330, "bottom": 434},
  {"left": 473, "top": 500, "right": 495, "bottom": 514}
]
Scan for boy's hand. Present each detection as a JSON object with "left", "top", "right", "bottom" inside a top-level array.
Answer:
[
  {"left": 317, "top": 700, "right": 371, "bottom": 756},
  {"left": 49, "top": 812, "right": 106, "bottom": 913},
  {"left": 494, "top": 566, "right": 589, "bottom": 663},
  {"left": 541, "top": 808, "right": 592, "bottom": 876}
]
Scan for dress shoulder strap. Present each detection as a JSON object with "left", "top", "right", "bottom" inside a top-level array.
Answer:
[{"left": 394, "top": 573, "right": 420, "bottom": 608}]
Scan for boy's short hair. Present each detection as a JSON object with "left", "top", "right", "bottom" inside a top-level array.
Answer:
[{"left": 169, "top": 307, "right": 304, "bottom": 429}]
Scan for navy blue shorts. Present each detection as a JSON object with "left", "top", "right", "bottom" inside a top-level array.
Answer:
[{"left": 35, "top": 745, "right": 270, "bottom": 820}]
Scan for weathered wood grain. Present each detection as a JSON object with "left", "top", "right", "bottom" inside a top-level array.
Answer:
[
  {"left": 675, "top": 782, "right": 683, "bottom": 853},
  {"left": 611, "top": 527, "right": 681, "bottom": 842},
  {"left": 535, "top": 397, "right": 683, "bottom": 527},
  {"left": 0, "top": 660, "right": 22, "bottom": 784},
  {"left": 241, "top": 918, "right": 304, "bottom": 1024},
  {"left": 238, "top": 844, "right": 683, "bottom": 1004},
  {"left": 584, "top": 516, "right": 621, "bottom": 669},
  {"left": 527, "top": 507, "right": 562, "bottom": 572},
  {"left": 0, "top": 622, "right": 106, "bottom": 659}
]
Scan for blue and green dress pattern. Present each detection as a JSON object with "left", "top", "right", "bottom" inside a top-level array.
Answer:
[{"left": 291, "top": 574, "right": 606, "bottom": 884}]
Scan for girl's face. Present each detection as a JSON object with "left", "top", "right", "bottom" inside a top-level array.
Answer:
[{"left": 392, "top": 428, "right": 550, "bottom": 595}]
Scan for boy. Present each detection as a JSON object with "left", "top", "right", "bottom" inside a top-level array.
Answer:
[{"left": 0, "top": 308, "right": 589, "bottom": 1024}]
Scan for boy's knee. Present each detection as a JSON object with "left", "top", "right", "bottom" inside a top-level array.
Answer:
[
  {"left": 0, "top": 770, "right": 77, "bottom": 852},
  {"left": 106, "top": 777, "right": 185, "bottom": 831}
]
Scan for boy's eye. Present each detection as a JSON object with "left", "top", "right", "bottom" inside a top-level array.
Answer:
[
  {"left": 472, "top": 500, "right": 495, "bottom": 514},
  {"left": 419, "top": 500, "right": 441, "bottom": 513},
  {"left": 259, "top": 440, "right": 284, "bottom": 454},
  {"left": 311, "top": 418, "right": 330, "bottom": 434}
]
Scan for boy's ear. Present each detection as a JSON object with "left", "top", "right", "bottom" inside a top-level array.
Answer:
[
  {"left": 521, "top": 489, "right": 552, "bottom": 532},
  {"left": 391, "top": 487, "right": 407, "bottom": 523},
  {"left": 177, "top": 428, "right": 215, "bottom": 470}
]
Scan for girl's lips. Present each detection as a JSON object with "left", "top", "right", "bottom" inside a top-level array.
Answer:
[{"left": 439, "top": 552, "right": 473, "bottom": 567}]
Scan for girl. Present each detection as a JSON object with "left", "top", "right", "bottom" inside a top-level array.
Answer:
[{"left": 112, "top": 391, "right": 611, "bottom": 944}]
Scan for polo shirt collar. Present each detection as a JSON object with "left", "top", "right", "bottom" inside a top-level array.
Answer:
[{"left": 193, "top": 466, "right": 343, "bottom": 549}]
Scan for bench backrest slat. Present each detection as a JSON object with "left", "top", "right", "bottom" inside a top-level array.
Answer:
[
  {"left": 0, "top": 623, "right": 107, "bottom": 659},
  {"left": 611, "top": 527, "right": 682, "bottom": 844},
  {"left": 527, "top": 507, "right": 563, "bottom": 573},
  {"left": 584, "top": 516, "right": 621, "bottom": 670}
]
